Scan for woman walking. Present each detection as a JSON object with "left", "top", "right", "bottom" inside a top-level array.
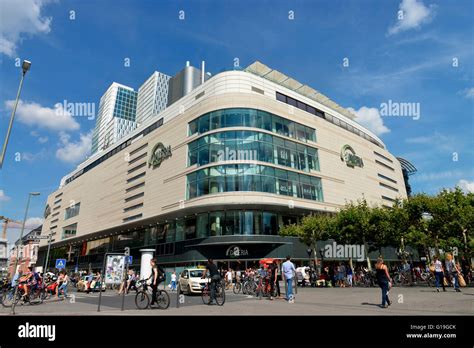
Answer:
[
  {"left": 375, "top": 257, "right": 392, "bottom": 308},
  {"left": 431, "top": 256, "right": 446, "bottom": 292}
]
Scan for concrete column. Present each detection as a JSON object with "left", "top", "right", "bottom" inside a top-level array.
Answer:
[{"left": 139, "top": 249, "right": 154, "bottom": 281}]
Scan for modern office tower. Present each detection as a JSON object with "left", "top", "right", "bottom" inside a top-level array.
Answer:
[
  {"left": 39, "top": 60, "right": 414, "bottom": 272},
  {"left": 136, "top": 71, "right": 170, "bottom": 126},
  {"left": 167, "top": 61, "right": 210, "bottom": 106},
  {"left": 91, "top": 83, "right": 138, "bottom": 154}
]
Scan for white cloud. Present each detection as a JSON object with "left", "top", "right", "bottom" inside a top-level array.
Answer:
[
  {"left": 0, "top": 0, "right": 53, "bottom": 57},
  {"left": 7, "top": 217, "right": 44, "bottom": 230},
  {"left": 0, "top": 189, "right": 11, "bottom": 202},
  {"left": 405, "top": 132, "right": 456, "bottom": 152},
  {"left": 457, "top": 179, "right": 474, "bottom": 193},
  {"left": 5, "top": 100, "right": 80, "bottom": 132},
  {"left": 56, "top": 131, "right": 92, "bottom": 164},
  {"left": 388, "top": 0, "right": 436, "bottom": 35},
  {"left": 347, "top": 106, "right": 390, "bottom": 136},
  {"left": 30, "top": 130, "right": 49, "bottom": 143},
  {"left": 461, "top": 87, "right": 474, "bottom": 99}
]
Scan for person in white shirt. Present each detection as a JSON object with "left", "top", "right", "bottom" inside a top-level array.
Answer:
[
  {"left": 431, "top": 256, "right": 445, "bottom": 292},
  {"left": 225, "top": 269, "right": 233, "bottom": 289},
  {"left": 170, "top": 271, "right": 177, "bottom": 291}
]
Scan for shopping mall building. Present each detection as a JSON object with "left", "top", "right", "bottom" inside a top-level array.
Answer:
[{"left": 37, "top": 61, "right": 413, "bottom": 273}]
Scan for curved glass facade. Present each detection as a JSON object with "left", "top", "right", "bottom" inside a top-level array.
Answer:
[
  {"left": 188, "top": 130, "right": 320, "bottom": 172},
  {"left": 188, "top": 108, "right": 316, "bottom": 143},
  {"left": 187, "top": 164, "right": 323, "bottom": 201}
]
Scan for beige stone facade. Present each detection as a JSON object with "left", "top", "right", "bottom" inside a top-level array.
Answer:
[{"left": 39, "top": 70, "right": 407, "bottom": 252}]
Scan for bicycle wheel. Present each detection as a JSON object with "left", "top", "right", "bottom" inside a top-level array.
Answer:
[
  {"left": 242, "top": 281, "right": 248, "bottom": 294},
  {"left": 233, "top": 282, "right": 241, "bottom": 294},
  {"left": 215, "top": 283, "right": 225, "bottom": 306},
  {"left": 201, "top": 285, "right": 210, "bottom": 304},
  {"left": 135, "top": 291, "right": 150, "bottom": 309},
  {"left": 156, "top": 290, "right": 170, "bottom": 310},
  {"left": 1, "top": 289, "right": 15, "bottom": 308}
]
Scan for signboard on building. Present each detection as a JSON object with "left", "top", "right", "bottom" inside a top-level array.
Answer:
[
  {"left": 148, "top": 142, "right": 172, "bottom": 168},
  {"left": 104, "top": 255, "right": 125, "bottom": 284},
  {"left": 225, "top": 245, "right": 249, "bottom": 258},
  {"left": 340, "top": 144, "right": 364, "bottom": 168}
]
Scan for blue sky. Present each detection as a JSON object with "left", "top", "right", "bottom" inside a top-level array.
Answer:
[{"left": 0, "top": 0, "right": 473, "bottom": 245}]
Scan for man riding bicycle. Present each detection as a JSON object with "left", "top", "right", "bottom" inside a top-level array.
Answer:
[
  {"left": 19, "top": 267, "right": 41, "bottom": 298},
  {"left": 201, "top": 258, "right": 220, "bottom": 305}
]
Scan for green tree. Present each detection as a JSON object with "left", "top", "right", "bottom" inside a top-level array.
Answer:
[{"left": 280, "top": 213, "right": 336, "bottom": 267}]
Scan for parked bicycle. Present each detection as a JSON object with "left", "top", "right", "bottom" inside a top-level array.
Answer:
[{"left": 134, "top": 279, "right": 170, "bottom": 310}]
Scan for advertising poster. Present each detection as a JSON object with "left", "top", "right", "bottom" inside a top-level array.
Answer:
[{"left": 105, "top": 255, "right": 125, "bottom": 284}]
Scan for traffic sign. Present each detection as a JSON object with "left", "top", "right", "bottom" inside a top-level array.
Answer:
[
  {"left": 55, "top": 259, "right": 66, "bottom": 269},
  {"left": 27, "top": 235, "right": 50, "bottom": 240},
  {"left": 126, "top": 256, "right": 133, "bottom": 265}
]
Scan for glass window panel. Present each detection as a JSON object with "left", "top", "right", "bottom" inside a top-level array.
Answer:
[
  {"left": 198, "top": 114, "right": 210, "bottom": 133},
  {"left": 263, "top": 212, "right": 277, "bottom": 235},
  {"left": 185, "top": 217, "right": 197, "bottom": 240},
  {"left": 225, "top": 109, "right": 242, "bottom": 127},
  {"left": 209, "top": 212, "right": 224, "bottom": 236},
  {"left": 209, "top": 174, "right": 224, "bottom": 194},
  {"left": 165, "top": 222, "right": 175, "bottom": 243},
  {"left": 243, "top": 211, "right": 253, "bottom": 235},
  {"left": 287, "top": 97, "right": 297, "bottom": 107},
  {"left": 175, "top": 219, "right": 185, "bottom": 241},
  {"left": 296, "top": 124, "right": 306, "bottom": 142},
  {"left": 197, "top": 178, "right": 209, "bottom": 196},
  {"left": 276, "top": 92, "right": 287, "bottom": 103},
  {"left": 261, "top": 111, "right": 272, "bottom": 131},
  {"left": 306, "top": 127, "right": 316, "bottom": 142},
  {"left": 260, "top": 175, "right": 274, "bottom": 194},
  {"left": 188, "top": 180, "right": 196, "bottom": 199},
  {"left": 297, "top": 101, "right": 306, "bottom": 111},
  {"left": 253, "top": 211, "right": 262, "bottom": 235},
  {"left": 210, "top": 111, "right": 223, "bottom": 130},
  {"left": 196, "top": 213, "right": 209, "bottom": 238},
  {"left": 198, "top": 146, "right": 209, "bottom": 165}
]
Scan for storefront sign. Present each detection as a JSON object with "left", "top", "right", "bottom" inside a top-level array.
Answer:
[
  {"left": 340, "top": 144, "right": 364, "bottom": 168},
  {"left": 148, "top": 142, "right": 172, "bottom": 168},
  {"left": 225, "top": 245, "right": 249, "bottom": 258}
]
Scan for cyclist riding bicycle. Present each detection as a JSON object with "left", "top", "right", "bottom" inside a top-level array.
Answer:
[
  {"left": 201, "top": 258, "right": 220, "bottom": 305},
  {"left": 148, "top": 259, "right": 165, "bottom": 306}
]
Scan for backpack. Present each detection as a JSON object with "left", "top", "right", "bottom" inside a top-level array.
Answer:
[{"left": 158, "top": 266, "right": 166, "bottom": 280}]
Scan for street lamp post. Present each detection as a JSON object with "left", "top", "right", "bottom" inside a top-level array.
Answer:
[
  {"left": 0, "top": 60, "right": 32, "bottom": 169},
  {"left": 10, "top": 192, "right": 40, "bottom": 315},
  {"left": 43, "top": 232, "right": 53, "bottom": 273}
]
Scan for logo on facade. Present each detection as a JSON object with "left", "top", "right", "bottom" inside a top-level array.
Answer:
[
  {"left": 43, "top": 204, "right": 51, "bottom": 219},
  {"left": 225, "top": 245, "right": 249, "bottom": 258},
  {"left": 340, "top": 145, "right": 364, "bottom": 168},
  {"left": 148, "top": 142, "right": 172, "bottom": 168}
]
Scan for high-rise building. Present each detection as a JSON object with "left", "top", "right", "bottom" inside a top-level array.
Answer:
[
  {"left": 136, "top": 71, "right": 170, "bottom": 126},
  {"left": 91, "top": 83, "right": 138, "bottom": 154}
]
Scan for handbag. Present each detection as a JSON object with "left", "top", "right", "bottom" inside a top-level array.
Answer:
[
  {"left": 458, "top": 274, "right": 467, "bottom": 287},
  {"left": 429, "top": 265, "right": 435, "bottom": 273},
  {"left": 443, "top": 277, "right": 448, "bottom": 287}
]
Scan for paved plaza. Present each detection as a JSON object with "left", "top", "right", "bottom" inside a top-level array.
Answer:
[{"left": 1, "top": 284, "right": 472, "bottom": 316}]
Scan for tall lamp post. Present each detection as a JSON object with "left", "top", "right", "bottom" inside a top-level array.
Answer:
[
  {"left": 0, "top": 60, "right": 32, "bottom": 169},
  {"left": 10, "top": 192, "right": 40, "bottom": 315}
]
